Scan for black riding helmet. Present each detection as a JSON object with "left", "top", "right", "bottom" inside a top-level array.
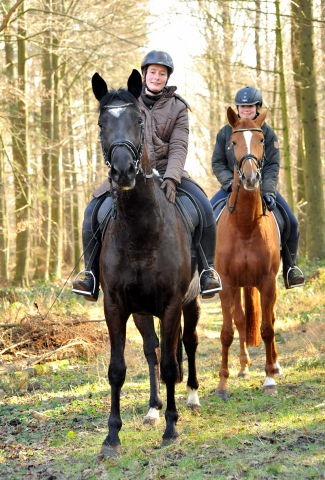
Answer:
[
  {"left": 141, "top": 50, "right": 174, "bottom": 94},
  {"left": 235, "top": 86, "right": 263, "bottom": 107}
]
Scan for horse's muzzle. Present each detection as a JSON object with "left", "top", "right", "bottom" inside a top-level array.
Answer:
[
  {"left": 110, "top": 161, "right": 136, "bottom": 189},
  {"left": 242, "top": 171, "right": 260, "bottom": 191}
]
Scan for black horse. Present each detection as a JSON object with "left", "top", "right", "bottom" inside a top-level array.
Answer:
[{"left": 93, "top": 70, "right": 201, "bottom": 456}]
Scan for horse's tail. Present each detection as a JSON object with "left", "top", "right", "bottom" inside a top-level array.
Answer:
[
  {"left": 176, "top": 324, "right": 184, "bottom": 383},
  {"left": 244, "top": 287, "right": 261, "bottom": 347}
]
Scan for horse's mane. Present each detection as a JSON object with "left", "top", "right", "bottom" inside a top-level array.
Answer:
[{"left": 98, "top": 88, "right": 139, "bottom": 112}]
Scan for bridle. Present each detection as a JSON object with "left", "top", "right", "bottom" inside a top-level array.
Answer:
[
  {"left": 227, "top": 127, "right": 267, "bottom": 216},
  {"left": 98, "top": 103, "right": 154, "bottom": 198}
]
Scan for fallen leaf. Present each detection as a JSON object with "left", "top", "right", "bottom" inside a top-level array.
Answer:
[
  {"left": 19, "top": 381, "right": 27, "bottom": 391},
  {"left": 30, "top": 410, "right": 50, "bottom": 422},
  {"left": 303, "top": 426, "right": 309, "bottom": 435}
]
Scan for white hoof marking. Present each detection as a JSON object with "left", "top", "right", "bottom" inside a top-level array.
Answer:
[
  {"left": 263, "top": 376, "right": 276, "bottom": 387},
  {"left": 187, "top": 387, "right": 201, "bottom": 407},
  {"left": 145, "top": 407, "right": 160, "bottom": 420}
]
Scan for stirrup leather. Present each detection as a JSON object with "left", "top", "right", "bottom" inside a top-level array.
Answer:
[
  {"left": 199, "top": 267, "right": 223, "bottom": 294},
  {"left": 286, "top": 266, "right": 305, "bottom": 289},
  {"left": 71, "top": 269, "right": 96, "bottom": 296}
]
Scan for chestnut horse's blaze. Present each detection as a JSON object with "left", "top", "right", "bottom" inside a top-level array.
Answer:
[{"left": 214, "top": 107, "right": 282, "bottom": 400}]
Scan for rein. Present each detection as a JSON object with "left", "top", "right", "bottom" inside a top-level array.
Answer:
[
  {"left": 227, "top": 127, "right": 267, "bottom": 216},
  {"left": 99, "top": 103, "right": 154, "bottom": 197}
]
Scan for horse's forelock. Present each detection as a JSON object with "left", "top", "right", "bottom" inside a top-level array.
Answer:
[
  {"left": 237, "top": 118, "right": 256, "bottom": 129},
  {"left": 98, "top": 88, "right": 139, "bottom": 113}
]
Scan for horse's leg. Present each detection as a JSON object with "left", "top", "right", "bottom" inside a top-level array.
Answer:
[
  {"left": 233, "top": 288, "right": 251, "bottom": 379},
  {"left": 271, "top": 310, "right": 283, "bottom": 375},
  {"left": 260, "top": 281, "right": 278, "bottom": 394},
  {"left": 182, "top": 296, "right": 201, "bottom": 411},
  {"left": 215, "top": 284, "right": 236, "bottom": 401},
  {"left": 101, "top": 305, "right": 128, "bottom": 457},
  {"left": 133, "top": 314, "right": 163, "bottom": 426},
  {"left": 160, "top": 304, "right": 182, "bottom": 446}
]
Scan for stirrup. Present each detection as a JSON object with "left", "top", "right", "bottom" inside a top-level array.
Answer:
[
  {"left": 71, "top": 269, "right": 96, "bottom": 296},
  {"left": 199, "top": 267, "right": 223, "bottom": 294},
  {"left": 286, "top": 266, "right": 305, "bottom": 289}
]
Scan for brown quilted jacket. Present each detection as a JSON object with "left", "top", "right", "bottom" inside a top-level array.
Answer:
[{"left": 139, "top": 86, "right": 191, "bottom": 184}]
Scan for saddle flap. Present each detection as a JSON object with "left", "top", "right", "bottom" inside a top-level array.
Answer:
[
  {"left": 176, "top": 194, "right": 199, "bottom": 234},
  {"left": 212, "top": 197, "right": 227, "bottom": 224},
  {"left": 272, "top": 202, "right": 290, "bottom": 249}
]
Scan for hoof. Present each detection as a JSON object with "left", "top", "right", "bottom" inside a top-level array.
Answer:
[
  {"left": 213, "top": 389, "right": 230, "bottom": 401},
  {"left": 238, "top": 372, "right": 250, "bottom": 379},
  {"left": 161, "top": 436, "right": 180, "bottom": 447},
  {"left": 262, "top": 385, "right": 278, "bottom": 395},
  {"left": 100, "top": 442, "right": 121, "bottom": 458},
  {"left": 187, "top": 403, "right": 202, "bottom": 412},
  {"left": 143, "top": 416, "right": 160, "bottom": 427}
]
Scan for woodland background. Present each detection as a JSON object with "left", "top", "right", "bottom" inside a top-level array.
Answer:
[{"left": 1, "top": 0, "right": 325, "bottom": 287}]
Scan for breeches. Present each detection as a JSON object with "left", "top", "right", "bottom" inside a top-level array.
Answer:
[{"left": 210, "top": 188, "right": 299, "bottom": 241}]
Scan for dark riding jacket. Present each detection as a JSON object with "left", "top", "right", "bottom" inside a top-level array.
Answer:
[{"left": 212, "top": 122, "right": 280, "bottom": 198}]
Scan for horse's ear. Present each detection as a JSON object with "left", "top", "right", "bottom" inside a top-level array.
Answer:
[
  {"left": 92, "top": 73, "right": 108, "bottom": 101},
  {"left": 127, "top": 69, "right": 142, "bottom": 99},
  {"left": 227, "top": 107, "right": 239, "bottom": 128},
  {"left": 255, "top": 108, "right": 268, "bottom": 127}
]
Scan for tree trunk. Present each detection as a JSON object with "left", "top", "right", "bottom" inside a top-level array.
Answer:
[
  {"left": 34, "top": 16, "right": 52, "bottom": 279},
  {"left": 0, "top": 134, "right": 8, "bottom": 282},
  {"left": 275, "top": 0, "right": 295, "bottom": 213},
  {"left": 13, "top": 4, "right": 30, "bottom": 286},
  {"left": 291, "top": 0, "right": 306, "bottom": 254},
  {"left": 49, "top": 37, "right": 63, "bottom": 278},
  {"left": 67, "top": 93, "right": 81, "bottom": 270},
  {"left": 254, "top": 0, "right": 261, "bottom": 78},
  {"left": 298, "top": 0, "right": 325, "bottom": 259}
]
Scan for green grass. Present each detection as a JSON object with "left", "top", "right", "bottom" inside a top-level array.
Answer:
[{"left": 1, "top": 271, "right": 325, "bottom": 479}]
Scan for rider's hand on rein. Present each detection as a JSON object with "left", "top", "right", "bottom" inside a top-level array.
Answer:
[
  {"left": 161, "top": 178, "right": 176, "bottom": 204},
  {"left": 264, "top": 194, "right": 276, "bottom": 211}
]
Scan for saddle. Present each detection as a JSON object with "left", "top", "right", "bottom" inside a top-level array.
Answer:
[
  {"left": 212, "top": 195, "right": 290, "bottom": 249},
  {"left": 93, "top": 177, "right": 203, "bottom": 248}
]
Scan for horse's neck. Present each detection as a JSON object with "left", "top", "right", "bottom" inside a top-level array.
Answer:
[
  {"left": 229, "top": 182, "right": 264, "bottom": 225},
  {"left": 116, "top": 173, "right": 163, "bottom": 232}
]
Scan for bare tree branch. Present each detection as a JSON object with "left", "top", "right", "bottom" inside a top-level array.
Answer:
[{"left": 0, "top": 0, "right": 25, "bottom": 34}]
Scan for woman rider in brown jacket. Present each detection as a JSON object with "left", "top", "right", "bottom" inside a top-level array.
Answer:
[{"left": 72, "top": 50, "right": 221, "bottom": 301}]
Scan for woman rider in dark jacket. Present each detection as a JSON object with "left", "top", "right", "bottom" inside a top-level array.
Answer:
[
  {"left": 72, "top": 50, "right": 221, "bottom": 301},
  {"left": 210, "top": 86, "right": 305, "bottom": 289}
]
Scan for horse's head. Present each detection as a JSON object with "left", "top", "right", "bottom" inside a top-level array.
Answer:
[
  {"left": 227, "top": 107, "right": 268, "bottom": 191},
  {"left": 92, "top": 70, "right": 144, "bottom": 189}
]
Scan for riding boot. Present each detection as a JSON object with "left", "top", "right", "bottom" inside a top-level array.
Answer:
[
  {"left": 198, "top": 223, "right": 222, "bottom": 299},
  {"left": 72, "top": 228, "right": 101, "bottom": 301},
  {"left": 282, "top": 234, "right": 305, "bottom": 289}
]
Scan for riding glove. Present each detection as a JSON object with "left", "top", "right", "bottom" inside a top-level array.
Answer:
[
  {"left": 161, "top": 178, "right": 176, "bottom": 204},
  {"left": 264, "top": 194, "right": 276, "bottom": 211},
  {"left": 227, "top": 184, "right": 233, "bottom": 193}
]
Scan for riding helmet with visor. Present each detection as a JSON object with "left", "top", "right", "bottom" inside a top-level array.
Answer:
[
  {"left": 141, "top": 50, "right": 174, "bottom": 77},
  {"left": 235, "top": 86, "right": 263, "bottom": 107}
]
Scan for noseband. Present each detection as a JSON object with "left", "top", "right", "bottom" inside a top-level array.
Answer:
[{"left": 227, "top": 127, "right": 267, "bottom": 216}]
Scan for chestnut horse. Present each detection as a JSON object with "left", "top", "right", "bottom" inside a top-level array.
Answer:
[
  {"left": 215, "top": 107, "right": 282, "bottom": 401},
  {"left": 92, "top": 70, "right": 201, "bottom": 456}
]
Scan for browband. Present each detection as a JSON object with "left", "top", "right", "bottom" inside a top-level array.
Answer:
[
  {"left": 103, "top": 103, "right": 135, "bottom": 109},
  {"left": 232, "top": 128, "right": 263, "bottom": 133}
]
